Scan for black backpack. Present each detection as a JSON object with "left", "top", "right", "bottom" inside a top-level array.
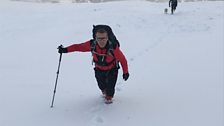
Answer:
[{"left": 90, "top": 25, "right": 120, "bottom": 66}]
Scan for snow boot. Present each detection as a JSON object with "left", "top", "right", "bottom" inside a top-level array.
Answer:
[
  {"left": 101, "top": 90, "right": 106, "bottom": 97},
  {"left": 105, "top": 96, "right": 113, "bottom": 104}
]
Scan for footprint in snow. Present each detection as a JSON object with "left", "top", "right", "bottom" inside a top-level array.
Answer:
[
  {"left": 116, "top": 87, "right": 122, "bottom": 92},
  {"left": 92, "top": 115, "right": 104, "bottom": 123},
  {"left": 89, "top": 100, "right": 108, "bottom": 125}
]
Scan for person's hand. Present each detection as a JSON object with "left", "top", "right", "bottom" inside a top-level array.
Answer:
[
  {"left": 123, "top": 73, "right": 129, "bottom": 81},
  {"left": 58, "top": 45, "right": 67, "bottom": 53}
]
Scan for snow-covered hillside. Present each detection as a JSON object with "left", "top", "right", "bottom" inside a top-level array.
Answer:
[
  {"left": 0, "top": 1, "right": 223, "bottom": 126},
  {"left": 8, "top": 0, "right": 224, "bottom": 3}
]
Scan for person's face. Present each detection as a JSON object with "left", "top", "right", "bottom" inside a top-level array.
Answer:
[{"left": 95, "top": 32, "right": 108, "bottom": 48}]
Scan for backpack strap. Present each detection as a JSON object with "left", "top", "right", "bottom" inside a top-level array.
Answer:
[
  {"left": 107, "top": 41, "right": 115, "bottom": 57},
  {"left": 107, "top": 41, "right": 120, "bottom": 69},
  {"left": 90, "top": 39, "right": 96, "bottom": 53}
]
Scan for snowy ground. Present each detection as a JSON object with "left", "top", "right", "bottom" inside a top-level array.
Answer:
[{"left": 0, "top": 1, "right": 223, "bottom": 126}]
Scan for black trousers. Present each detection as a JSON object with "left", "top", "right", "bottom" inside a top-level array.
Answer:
[
  {"left": 94, "top": 67, "right": 118, "bottom": 97},
  {"left": 171, "top": 3, "right": 177, "bottom": 13}
]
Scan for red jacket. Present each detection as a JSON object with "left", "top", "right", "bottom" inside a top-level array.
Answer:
[{"left": 65, "top": 40, "right": 128, "bottom": 74}]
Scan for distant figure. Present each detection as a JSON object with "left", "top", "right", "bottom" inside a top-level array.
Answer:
[
  {"left": 169, "top": 0, "right": 178, "bottom": 14},
  {"left": 164, "top": 8, "right": 168, "bottom": 14}
]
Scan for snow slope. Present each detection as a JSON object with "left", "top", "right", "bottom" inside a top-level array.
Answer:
[{"left": 0, "top": 1, "right": 223, "bottom": 126}]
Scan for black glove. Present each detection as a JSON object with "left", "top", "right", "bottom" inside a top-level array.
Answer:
[
  {"left": 58, "top": 45, "right": 67, "bottom": 53},
  {"left": 123, "top": 73, "right": 129, "bottom": 81}
]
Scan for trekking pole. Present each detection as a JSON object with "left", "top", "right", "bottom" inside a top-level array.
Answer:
[{"left": 51, "top": 48, "right": 63, "bottom": 108}]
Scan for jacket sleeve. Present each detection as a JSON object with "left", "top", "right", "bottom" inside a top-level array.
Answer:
[
  {"left": 113, "top": 47, "right": 129, "bottom": 74},
  {"left": 65, "top": 40, "right": 91, "bottom": 52}
]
